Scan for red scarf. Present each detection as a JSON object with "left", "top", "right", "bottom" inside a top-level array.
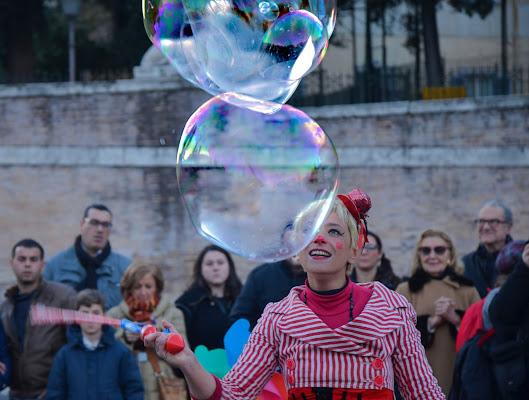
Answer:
[{"left": 125, "top": 295, "right": 159, "bottom": 322}]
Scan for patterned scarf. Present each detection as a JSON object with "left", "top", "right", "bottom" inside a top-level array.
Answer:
[{"left": 125, "top": 295, "right": 160, "bottom": 322}]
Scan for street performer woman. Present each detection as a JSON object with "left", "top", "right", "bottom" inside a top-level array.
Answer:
[{"left": 145, "top": 188, "right": 445, "bottom": 400}]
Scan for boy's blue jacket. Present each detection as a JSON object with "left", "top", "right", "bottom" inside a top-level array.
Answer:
[
  {"left": 0, "top": 321, "right": 11, "bottom": 388},
  {"left": 46, "top": 325, "right": 144, "bottom": 400}
]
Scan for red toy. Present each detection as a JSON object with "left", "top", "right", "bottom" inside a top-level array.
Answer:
[{"left": 140, "top": 324, "right": 185, "bottom": 354}]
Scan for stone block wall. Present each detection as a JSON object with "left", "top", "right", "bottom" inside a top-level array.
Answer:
[{"left": 0, "top": 81, "right": 527, "bottom": 298}]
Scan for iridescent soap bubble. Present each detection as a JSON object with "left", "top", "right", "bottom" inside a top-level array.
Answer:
[
  {"left": 177, "top": 94, "right": 339, "bottom": 262},
  {"left": 260, "top": 10, "right": 328, "bottom": 82},
  {"left": 259, "top": 1, "right": 280, "bottom": 21},
  {"left": 142, "top": 0, "right": 336, "bottom": 110}
]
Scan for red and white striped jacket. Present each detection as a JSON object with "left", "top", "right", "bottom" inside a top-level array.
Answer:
[{"left": 220, "top": 281, "right": 445, "bottom": 400}]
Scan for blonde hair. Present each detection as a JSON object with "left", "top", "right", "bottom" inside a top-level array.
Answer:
[
  {"left": 410, "top": 228, "right": 463, "bottom": 276},
  {"left": 293, "top": 198, "right": 360, "bottom": 273}
]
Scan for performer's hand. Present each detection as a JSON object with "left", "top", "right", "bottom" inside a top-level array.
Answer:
[
  {"left": 0, "top": 361, "right": 6, "bottom": 375},
  {"left": 37, "top": 389, "right": 47, "bottom": 400},
  {"left": 124, "top": 329, "right": 140, "bottom": 344},
  {"left": 143, "top": 320, "right": 189, "bottom": 367}
]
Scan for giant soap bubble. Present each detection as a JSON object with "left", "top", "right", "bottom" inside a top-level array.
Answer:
[
  {"left": 143, "top": 0, "right": 336, "bottom": 108},
  {"left": 177, "top": 93, "right": 339, "bottom": 262}
]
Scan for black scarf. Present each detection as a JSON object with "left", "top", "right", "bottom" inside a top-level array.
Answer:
[
  {"left": 74, "top": 235, "right": 111, "bottom": 290},
  {"left": 408, "top": 267, "right": 474, "bottom": 293}
]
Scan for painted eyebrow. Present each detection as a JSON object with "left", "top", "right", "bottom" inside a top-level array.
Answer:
[{"left": 323, "top": 222, "right": 345, "bottom": 229}]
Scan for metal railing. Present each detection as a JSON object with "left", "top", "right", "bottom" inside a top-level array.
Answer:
[
  {"left": 2, "top": 63, "right": 527, "bottom": 106},
  {"left": 0, "top": 68, "right": 133, "bottom": 84},
  {"left": 288, "top": 64, "right": 529, "bottom": 107}
]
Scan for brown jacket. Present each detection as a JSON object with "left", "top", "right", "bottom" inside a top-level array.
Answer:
[
  {"left": 0, "top": 279, "right": 76, "bottom": 398},
  {"left": 397, "top": 272, "right": 481, "bottom": 397},
  {"left": 108, "top": 295, "right": 187, "bottom": 400}
]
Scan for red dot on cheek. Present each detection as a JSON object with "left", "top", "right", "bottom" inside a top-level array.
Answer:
[{"left": 336, "top": 241, "right": 343, "bottom": 249}]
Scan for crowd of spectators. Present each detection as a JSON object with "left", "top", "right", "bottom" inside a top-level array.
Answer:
[{"left": 0, "top": 199, "right": 526, "bottom": 400}]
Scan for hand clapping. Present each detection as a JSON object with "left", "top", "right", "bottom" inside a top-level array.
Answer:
[{"left": 432, "top": 296, "right": 460, "bottom": 327}]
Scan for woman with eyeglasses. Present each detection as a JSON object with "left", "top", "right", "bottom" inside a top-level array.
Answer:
[
  {"left": 144, "top": 190, "right": 444, "bottom": 400},
  {"left": 396, "top": 228, "right": 480, "bottom": 397},
  {"left": 351, "top": 231, "right": 403, "bottom": 290}
]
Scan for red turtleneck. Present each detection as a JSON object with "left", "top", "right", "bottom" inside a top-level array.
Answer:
[{"left": 301, "top": 278, "right": 373, "bottom": 329}]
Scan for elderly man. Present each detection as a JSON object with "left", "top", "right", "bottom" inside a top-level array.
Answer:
[
  {"left": 463, "top": 200, "right": 513, "bottom": 298},
  {"left": 43, "top": 204, "right": 132, "bottom": 310}
]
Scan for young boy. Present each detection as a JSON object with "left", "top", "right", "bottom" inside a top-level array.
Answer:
[{"left": 46, "top": 289, "right": 144, "bottom": 400}]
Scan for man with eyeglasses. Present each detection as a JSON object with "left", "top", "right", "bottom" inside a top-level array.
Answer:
[
  {"left": 462, "top": 200, "right": 514, "bottom": 298},
  {"left": 43, "top": 204, "right": 132, "bottom": 310}
]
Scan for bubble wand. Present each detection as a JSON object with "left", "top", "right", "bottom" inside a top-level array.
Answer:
[{"left": 30, "top": 304, "right": 185, "bottom": 354}]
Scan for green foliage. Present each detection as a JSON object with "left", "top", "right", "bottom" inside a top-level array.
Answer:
[
  {"left": 2, "top": 0, "right": 151, "bottom": 82},
  {"left": 448, "top": 0, "right": 495, "bottom": 19},
  {"left": 400, "top": 0, "right": 495, "bottom": 55}
]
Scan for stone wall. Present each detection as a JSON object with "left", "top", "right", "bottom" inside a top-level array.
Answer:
[{"left": 1, "top": 80, "right": 528, "bottom": 298}]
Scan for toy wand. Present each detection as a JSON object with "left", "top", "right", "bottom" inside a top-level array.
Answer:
[{"left": 30, "top": 304, "right": 185, "bottom": 354}]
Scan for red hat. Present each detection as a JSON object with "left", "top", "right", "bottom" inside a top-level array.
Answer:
[{"left": 337, "top": 188, "right": 371, "bottom": 248}]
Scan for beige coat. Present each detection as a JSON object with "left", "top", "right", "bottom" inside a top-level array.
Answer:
[
  {"left": 397, "top": 275, "right": 480, "bottom": 397},
  {"left": 108, "top": 295, "right": 187, "bottom": 400}
]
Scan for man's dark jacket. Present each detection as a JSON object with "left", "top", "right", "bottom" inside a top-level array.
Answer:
[
  {"left": 229, "top": 260, "right": 306, "bottom": 330},
  {"left": 0, "top": 280, "right": 76, "bottom": 398},
  {"left": 463, "top": 235, "right": 512, "bottom": 298}
]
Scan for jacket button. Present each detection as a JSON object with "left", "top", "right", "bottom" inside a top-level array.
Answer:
[
  {"left": 287, "top": 374, "right": 295, "bottom": 385},
  {"left": 286, "top": 358, "right": 296, "bottom": 370},
  {"left": 374, "top": 375, "right": 384, "bottom": 387},
  {"left": 372, "top": 358, "right": 383, "bottom": 370}
]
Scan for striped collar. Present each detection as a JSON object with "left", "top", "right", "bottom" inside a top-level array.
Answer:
[{"left": 273, "top": 282, "right": 409, "bottom": 356}]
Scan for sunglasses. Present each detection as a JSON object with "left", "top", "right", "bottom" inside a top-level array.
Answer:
[{"left": 418, "top": 246, "right": 448, "bottom": 256}]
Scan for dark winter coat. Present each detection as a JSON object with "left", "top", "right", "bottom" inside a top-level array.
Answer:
[
  {"left": 450, "top": 255, "right": 529, "bottom": 400},
  {"left": 228, "top": 260, "right": 307, "bottom": 330},
  {"left": 0, "top": 280, "right": 76, "bottom": 398},
  {"left": 0, "top": 321, "right": 11, "bottom": 389},
  {"left": 463, "top": 235, "right": 513, "bottom": 298},
  {"left": 176, "top": 287, "right": 234, "bottom": 351},
  {"left": 488, "top": 257, "right": 529, "bottom": 399},
  {"left": 350, "top": 265, "right": 403, "bottom": 291},
  {"left": 45, "top": 325, "right": 144, "bottom": 400}
]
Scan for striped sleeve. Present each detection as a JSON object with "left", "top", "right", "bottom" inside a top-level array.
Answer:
[
  {"left": 392, "top": 304, "right": 445, "bottom": 400},
  {"left": 218, "top": 310, "right": 280, "bottom": 400}
]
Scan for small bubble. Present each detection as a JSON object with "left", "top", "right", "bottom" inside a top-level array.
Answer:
[{"left": 160, "top": 138, "right": 166, "bottom": 145}]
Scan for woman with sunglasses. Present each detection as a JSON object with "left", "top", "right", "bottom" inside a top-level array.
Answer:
[
  {"left": 396, "top": 229, "right": 480, "bottom": 397},
  {"left": 351, "top": 231, "right": 403, "bottom": 290},
  {"left": 144, "top": 190, "right": 444, "bottom": 400}
]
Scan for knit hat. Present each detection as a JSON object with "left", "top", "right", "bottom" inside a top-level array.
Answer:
[{"left": 495, "top": 240, "right": 526, "bottom": 275}]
